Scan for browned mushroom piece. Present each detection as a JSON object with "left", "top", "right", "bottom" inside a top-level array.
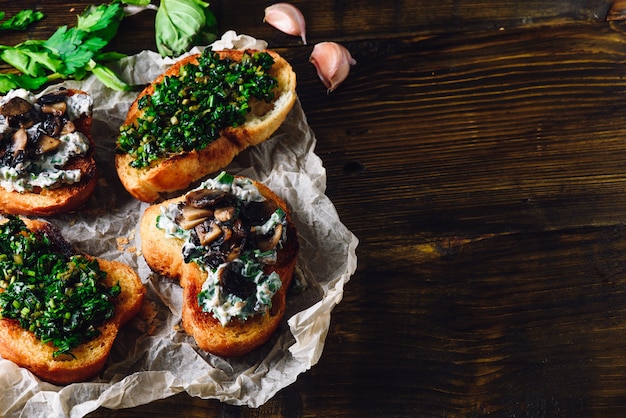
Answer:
[
  {"left": 41, "top": 115, "right": 63, "bottom": 137},
  {"left": 219, "top": 266, "right": 257, "bottom": 300},
  {"left": 37, "top": 90, "right": 69, "bottom": 105},
  {"left": 185, "top": 188, "right": 235, "bottom": 209},
  {"left": 177, "top": 216, "right": 205, "bottom": 231},
  {"left": 214, "top": 206, "right": 236, "bottom": 222},
  {"left": 241, "top": 200, "right": 278, "bottom": 223},
  {"left": 176, "top": 205, "right": 214, "bottom": 230},
  {"left": 256, "top": 223, "right": 283, "bottom": 252},
  {"left": 11, "top": 129, "right": 28, "bottom": 157},
  {"left": 0, "top": 97, "right": 32, "bottom": 117},
  {"left": 195, "top": 221, "right": 222, "bottom": 246},
  {"left": 35, "top": 134, "right": 62, "bottom": 154},
  {"left": 181, "top": 205, "right": 213, "bottom": 221},
  {"left": 41, "top": 101, "right": 67, "bottom": 116},
  {"left": 60, "top": 120, "right": 76, "bottom": 135}
]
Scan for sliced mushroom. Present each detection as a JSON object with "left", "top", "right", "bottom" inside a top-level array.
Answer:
[
  {"left": 226, "top": 247, "right": 242, "bottom": 262},
  {"left": 181, "top": 205, "right": 213, "bottom": 221},
  {"left": 219, "top": 267, "right": 256, "bottom": 299},
  {"left": 185, "top": 188, "right": 235, "bottom": 208},
  {"left": 221, "top": 226, "right": 232, "bottom": 241},
  {"left": 241, "top": 200, "right": 277, "bottom": 223},
  {"left": 214, "top": 206, "right": 236, "bottom": 222},
  {"left": 11, "top": 129, "right": 28, "bottom": 157},
  {"left": 178, "top": 216, "right": 206, "bottom": 231},
  {"left": 41, "top": 115, "right": 63, "bottom": 137},
  {"left": 35, "top": 134, "right": 62, "bottom": 154},
  {"left": 41, "top": 101, "right": 67, "bottom": 116},
  {"left": 195, "top": 221, "right": 222, "bottom": 246},
  {"left": 37, "top": 90, "right": 69, "bottom": 105},
  {"left": 0, "top": 97, "right": 32, "bottom": 117},
  {"left": 60, "top": 120, "right": 76, "bottom": 135},
  {"left": 176, "top": 204, "right": 214, "bottom": 230},
  {"left": 256, "top": 224, "right": 283, "bottom": 252}
]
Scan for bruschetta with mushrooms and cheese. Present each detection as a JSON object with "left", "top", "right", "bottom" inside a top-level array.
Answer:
[
  {"left": 140, "top": 172, "right": 299, "bottom": 356},
  {"left": 0, "top": 88, "right": 97, "bottom": 216}
]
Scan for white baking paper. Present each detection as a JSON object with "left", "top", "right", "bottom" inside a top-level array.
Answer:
[{"left": 0, "top": 34, "right": 358, "bottom": 417}]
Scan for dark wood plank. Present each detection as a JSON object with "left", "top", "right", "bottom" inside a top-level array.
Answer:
[
  {"left": 0, "top": 1, "right": 618, "bottom": 52},
  {"left": 288, "top": 23, "right": 626, "bottom": 240},
  {"left": 214, "top": 0, "right": 616, "bottom": 45}
]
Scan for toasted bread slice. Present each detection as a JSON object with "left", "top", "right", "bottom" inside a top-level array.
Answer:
[
  {"left": 140, "top": 175, "right": 299, "bottom": 356},
  {"left": 0, "top": 89, "right": 98, "bottom": 217},
  {"left": 116, "top": 49, "right": 297, "bottom": 203},
  {"left": 0, "top": 218, "right": 145, "bottom": 385}
]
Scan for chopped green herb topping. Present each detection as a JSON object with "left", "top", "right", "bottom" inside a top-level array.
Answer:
[
  {"left": 0, "top": 216, "right": 120, "bottom": 358},
  {"left": 117, "top": 49, "right": 278, "bottom": 169}
]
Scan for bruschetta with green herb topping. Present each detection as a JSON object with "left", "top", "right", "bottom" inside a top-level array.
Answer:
[
  {"left": 0, "top": 216, "right": 145, "bottom": 385},
  {"left": 115, "top": 48, "right": 297, "bottom": 203}
]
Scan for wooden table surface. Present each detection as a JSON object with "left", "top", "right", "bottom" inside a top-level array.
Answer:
[{"left": 5, "top": 0, "right": 626, "bottom": 416}]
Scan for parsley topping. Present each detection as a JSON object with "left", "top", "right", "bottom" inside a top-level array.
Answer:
[
  {"left": 0, "top": 216, "right": 120, "bottom": 358},
  {"left": 116, "top": 49, "right": 278, "bottom": 169}
]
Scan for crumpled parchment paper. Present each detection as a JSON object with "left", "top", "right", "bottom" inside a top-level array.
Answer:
[{"left": 0, "top": 33, "right": 358, "bottom": 418}]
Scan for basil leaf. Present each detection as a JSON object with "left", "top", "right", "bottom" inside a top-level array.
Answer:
[{"left": 155, "top": 0, "right": 215, "bottom": 57}]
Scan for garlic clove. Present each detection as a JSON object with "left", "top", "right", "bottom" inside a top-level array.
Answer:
[
  {"left": 264, "top": 3, "right": 307, "bottom": 45},
  {"left": 310, "top": 42, "right": 357, "bottom": 93}
]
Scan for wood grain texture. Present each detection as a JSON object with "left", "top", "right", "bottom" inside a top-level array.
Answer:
[{"left": 2, "top": 1, "right": 626, "bottom": 416}]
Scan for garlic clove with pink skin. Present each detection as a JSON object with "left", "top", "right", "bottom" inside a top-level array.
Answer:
[
  {"left": 264, "top": 3, "right": 307, "bottom": 44},
  {"left": 310, "top": 42, "right": 357, "bottom": 93}
]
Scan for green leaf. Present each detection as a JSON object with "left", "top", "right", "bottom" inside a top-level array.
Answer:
[
  {"left": 22, "top": 48, "right": 64, "bottom": 73},
  {"left": 194, "top": 5, "right": 217, "bottom": 46},
  {"left": 155, "top": 0, "right": 212, "bottom": 57},
  {"left": 0, "top": 47, "right": 46, "bottom": 77},
  {"left": 94, "top": 51, "right": 127, "bottom": 62},
  {"left": 122, "top": 0, "right": 153, "bottom": 5},
  {"left": 0, "top": 73, "right": 51, "bottom": 94},
  {"left": 89, "top": 61, "right": 132, "bottom": 91},
  {"left": 0, "top": 9, "right": 44, "bottom": 31},
  {"left": 76, "top": 2, "right": 124, "bottom": 43},
  {"left": 44, "top": 26, "right": 103, "bottom": 74}
]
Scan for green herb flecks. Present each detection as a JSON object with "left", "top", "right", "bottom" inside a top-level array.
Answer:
[
  {"left": 0, "top": 216, "right": 120, "bottom": 358},
  {"left": 117, "top": 49, "right": 278, "bottom": 169}
]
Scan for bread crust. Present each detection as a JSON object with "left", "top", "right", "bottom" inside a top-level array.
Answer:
[
  {"left": 116, "top": 50, "right": 297, "bottom": 203},
  {"left": 0, "top": 89, "right": 98, "bottom": 217},
  {"left": 0, "top": 218, "right": 145, "bottom": 385},
  {"left": 140, "top": 177, "right": 299, "bottom": 356}
]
